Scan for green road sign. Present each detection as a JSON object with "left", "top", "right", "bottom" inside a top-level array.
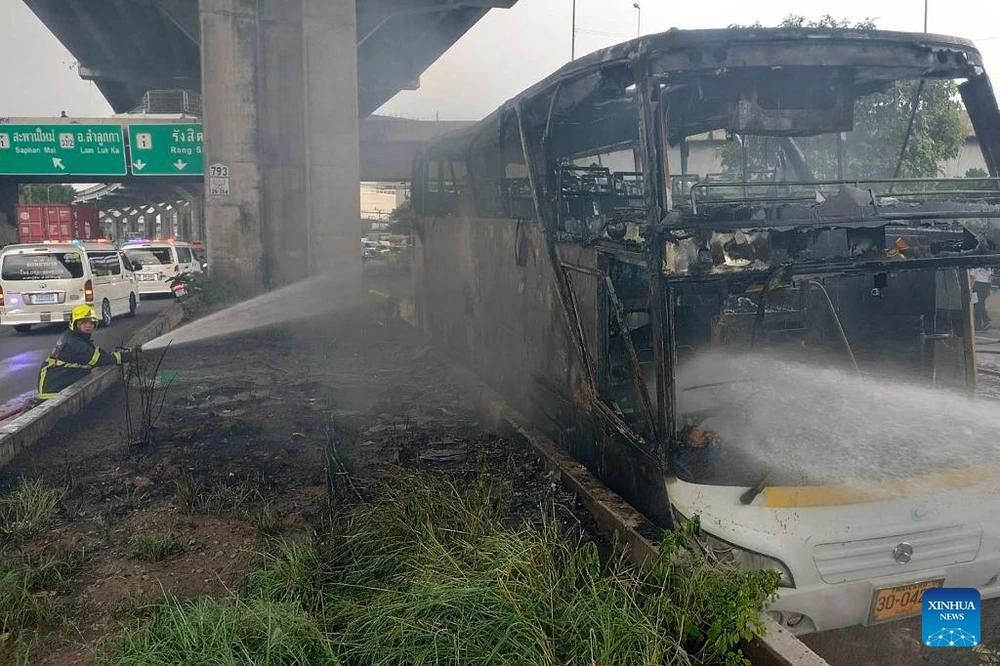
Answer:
[
  {"left": 0, "top": 124, "right": 127, "bottom": 176},
  {"left": 128, "top": 124, "right": 203, "bottom": 176}
]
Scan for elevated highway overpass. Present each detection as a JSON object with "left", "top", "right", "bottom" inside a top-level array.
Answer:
[
  {"left": 22, "top": 0, "right": 514, "bottom": 118},
  {"left": 16, "top": 0, "right": 515, "bottom": 291}
]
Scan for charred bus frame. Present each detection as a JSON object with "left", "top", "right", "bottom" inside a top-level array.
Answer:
[{"left": 412, "top": 28, "right": 1000, "bottom": 526}]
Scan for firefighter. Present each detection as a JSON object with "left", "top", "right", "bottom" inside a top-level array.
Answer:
[{"left": 37, "top": 305, "right": 132, "bottom": 400}]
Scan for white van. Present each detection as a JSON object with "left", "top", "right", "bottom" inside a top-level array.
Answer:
[
  {"left": 0, "top": 241, "right": 140, "bottom": 333},
  {"left": 121, "top": 240, "right": 202, "bottom": 297}
]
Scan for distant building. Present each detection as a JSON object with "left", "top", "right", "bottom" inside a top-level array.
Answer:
[
  {"left": 360, "top": 181, "right": 409, "bottom": 220},
  {"left": 941, "top": 114, "right": 989, "bottom": 177}
]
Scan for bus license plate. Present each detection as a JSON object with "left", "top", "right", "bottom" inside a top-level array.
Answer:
[
  {"left": 869, "top": 579, "right": 943, "bottom": 623},
  {"left": 32, "top": 293, "right": 57, "bottom": 304}
]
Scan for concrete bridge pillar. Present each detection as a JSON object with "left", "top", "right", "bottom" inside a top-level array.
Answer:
[
  {"left": 125, "top": 208, "right": 136, "bottom": 236},
  {"left": 112, "top": 210, "right": 124, "bottom": 242},
  {"left": 191, "top": 194, "right": 204, "bottom": 241},
  {"left": 147, "top": 206, "right": 158, "bottom": 238},
  {"left": 178, "top": 201, "right": 193, "bottom": 241},
  {"left": 162, "top": 204, "right": 178, "bottom": 239},
  {"left": 127, "top": 208, "right": 144, "bottom": 236},
  {"left": 156, "top": 204, "right": 173, "bottom": 239},
  {"left": 102, "top": 210, "right": 122, "bottom": 242},
  {"left": 200, "top": 0, "right": 361, "bottom": 294}
]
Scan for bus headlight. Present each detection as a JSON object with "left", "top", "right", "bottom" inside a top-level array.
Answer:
[{"left": 696, "top": 530, "right": 795, "bottom": 588}]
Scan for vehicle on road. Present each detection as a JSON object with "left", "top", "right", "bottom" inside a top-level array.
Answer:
[
  {"left": 362, "top": 238, "right": 382, "bottom": 261},
  {"left": 190, "top": 241, "right": 208, "bottom": 271},
  {"left": 413, "top": 27, "right": 1000, "bottom": 636},
  {"left": 122, "top": 239, "right": 202, "bottom": 297},
  {"left": 0, "top": 240, "right": 139, "bottom": 333}
]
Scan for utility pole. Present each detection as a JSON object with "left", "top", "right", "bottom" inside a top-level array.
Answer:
[
  {"left": 923, "top": 0, "right": 928, "bottom": 32},
  {"left": 571, "top": 0, "right": 576, "bottom": 60},
  {"left": 633, "top": 3, "right": 641, "bottom": 38}
]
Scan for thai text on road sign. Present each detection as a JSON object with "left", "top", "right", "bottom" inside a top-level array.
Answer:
[
  {"left": 0, "top": 124, "right": 127, "bottom": 176},
  {"left": 128, "top": 124, "right": 203, "bottom": 176}
]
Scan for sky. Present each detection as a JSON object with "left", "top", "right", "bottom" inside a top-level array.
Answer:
[{"left": 1, "top": 0, "right": 999, "bottom": 122}]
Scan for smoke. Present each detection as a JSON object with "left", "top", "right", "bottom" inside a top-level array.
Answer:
[
  {"left": 141, "top": 268, "right": 365, "bottom": 351},
  {"left": 674, "top": 351, "right": 1000, "bottom": 487}
]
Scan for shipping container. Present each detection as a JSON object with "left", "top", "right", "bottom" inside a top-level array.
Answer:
[{"left": 16, "top": 205, "right": 102, "bottom": 243}]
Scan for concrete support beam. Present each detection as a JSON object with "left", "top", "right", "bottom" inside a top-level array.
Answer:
[
  {"left": 303, "top": 0, "right": 361, "bottom": 292},
  {"left": 177, "top": 201, "right": 192, "bottom": 241},
  {"left": 193, "top": 194, "right": 204, "bottom": 241},
  {"left": 112, "top": 211, "right": 124, "bottom": 242},
  {"left": 200, "top": 0, "right": 264, "bottom": 293},
  {"left": 153, "top": 0, "right": 201, "bottom": 45},
  {"left": 125, "top": 208, "right": 141, "bottom": 235},
  {"left": 167, "top": 203, "right": 180, "bottom": 239},
  {"left": 101, "top": 210, "right": 123, "bottom": 242},
  {"left": 152, "top": 204, "right": 174, "bottom": 238},
  {"left": 200, "top": 0, "right": 361, "bottom": 294}
]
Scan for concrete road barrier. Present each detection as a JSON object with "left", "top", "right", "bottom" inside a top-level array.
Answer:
[{"left": 0, "top": 304, "right": 184, "bottom": 467}]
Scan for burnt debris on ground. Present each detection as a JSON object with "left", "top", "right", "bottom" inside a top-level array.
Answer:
[{"left": 0, "top": 298, "right": 601, "bottom": 663}]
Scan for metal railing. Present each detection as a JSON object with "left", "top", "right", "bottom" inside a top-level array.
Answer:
[
  {"left": 689, "top": 177, "right": 1000, "bottom": 214},
  {"left": 129, "top": 89, "right": 202, "bottom": 117}
]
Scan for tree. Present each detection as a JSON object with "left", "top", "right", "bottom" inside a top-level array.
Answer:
[
  {"left": 955, "top": 167, "right": 992, "bottom": 192},
  {"left": 18, "top": 184, "right": 77, "bottom": 204},
  {"left": 387, "top": 200, "right": 415, "bottom": 235},
  {"left": 718, "top": 16, "right": 968, "bottom": 181}
]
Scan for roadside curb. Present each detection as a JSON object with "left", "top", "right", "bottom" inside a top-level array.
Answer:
[
  {"left": 0, "top": 304, "right": 184, "bottom": 467},
  {"left": 428, "top": 346, "right": 830, "bottom": 666}
]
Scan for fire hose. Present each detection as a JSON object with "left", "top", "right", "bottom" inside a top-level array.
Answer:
[
  {"left": 0, "top": 407, "right": 21, "bottom": 421},
  {"left": 0, "top": 403, "right": 29, "bottom": 423},
  {"left": 0, "top": 345, "right": 133, "bottom": 423}
]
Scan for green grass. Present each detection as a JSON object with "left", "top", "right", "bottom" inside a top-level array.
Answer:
[
  {"left": 0, "top": 551, "right": 85, "bottom": 663},
  {"left": 247, "top": 502, "right": 282, "bottom": 536},
  {"left": 0, "top": 479, "right": 65, "bottom": 546},
  {"left": 174, "top": 475, "right": 266, "bottom": 517},
  {"left": 131, "top": 535, "right": 176, "bottom": 562},
  {"left": 105, "top": 486, "right": 151, "bottom": 518},
  {"left": 107, "top": 470, "right": 778, "bottom": 665},
  {"left": 174, "top": 475, "right": 283, "bottom": 536},
  {"left": 100, "top": 595, "right": 340, "bottom": 666}
]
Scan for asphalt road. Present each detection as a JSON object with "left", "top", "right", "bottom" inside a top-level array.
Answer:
[
  {"left": 803, "top": 597, "right": 1000, "bottom": 665},
  {"left": 0, "top": 297, "right": 174, "bottom": 412}
]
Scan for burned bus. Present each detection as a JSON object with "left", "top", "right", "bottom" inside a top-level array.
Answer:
[{"left": 412, "top": 28, "right": 1000, "bottom": 634}]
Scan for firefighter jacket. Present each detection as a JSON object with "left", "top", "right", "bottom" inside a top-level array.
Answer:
[{"left": 38, "top": 329, "right": 124, "bottom": 399}]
